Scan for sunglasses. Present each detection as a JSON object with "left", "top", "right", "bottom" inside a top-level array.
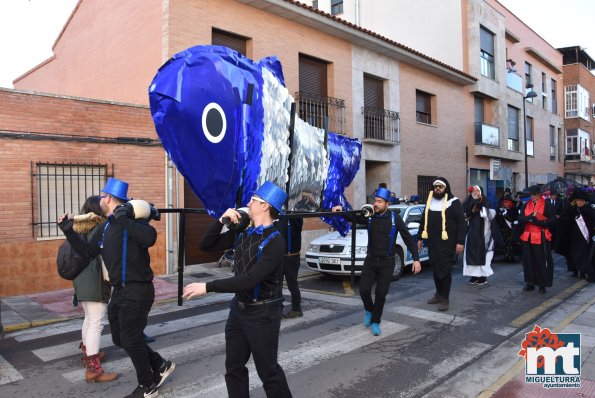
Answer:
[
  {"left": 250, "top": 196, "right": 266, "bottom": 204},
  {"left": 433, "top": 185, "right": 446, "bottom": 189}
]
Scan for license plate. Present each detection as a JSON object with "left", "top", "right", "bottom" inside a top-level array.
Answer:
[{"left": 319, "top": 257, "right": 341, "bottom": 265}]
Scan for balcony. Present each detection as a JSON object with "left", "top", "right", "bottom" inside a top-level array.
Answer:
[
  {"left": 361, "top": 106, "right": 400, "bottom": 143},
  {"left": 474, "top": 123, "right": 499, "bottom": 147},
  {"left": 506, "top": 71, "right": 523, "bottom": 93},
  {"left": 295, "top": 91, "right": 346, "bottom": 135},
  {"left": 564, "top": 154, "right": 595, "bottom": 175}
]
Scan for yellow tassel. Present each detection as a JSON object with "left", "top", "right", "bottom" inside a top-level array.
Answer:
[
  {"left": 441, "top": 231, "right": 449, "bottom": 240},
  {"left": 421, "top": 231, "right": 428, "bottom": 239},
  {"left": 441, "top": 194, "right": 448, "bottom": 240},
  {"left": 421, "top": 191, "right": 433, "bottom": 240}
]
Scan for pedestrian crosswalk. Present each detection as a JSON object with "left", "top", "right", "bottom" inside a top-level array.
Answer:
[{"left": 0, "top": 290, "right": 510, "bottom": 397}]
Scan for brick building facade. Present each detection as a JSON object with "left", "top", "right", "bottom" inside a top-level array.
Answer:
[{"left": 0, "top": 88, "right": 165, "bottom": 295}]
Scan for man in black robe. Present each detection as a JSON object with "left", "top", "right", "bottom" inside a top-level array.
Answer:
[{"left": 417, "top": 177, "right": 466, "bottom": 311}]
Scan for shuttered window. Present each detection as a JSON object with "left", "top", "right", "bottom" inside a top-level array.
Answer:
[
  {"left": 299, "top": 54, "right": 327, "bottom": 95},
  {"left": 364, "top": 74, "right": 384, "bottom": 109},
  {"left": 212, "top": 28, "right": 248, "bottom": 56},
  {"left": 416, "top": 90, "right": 432, "bottom": 124}
]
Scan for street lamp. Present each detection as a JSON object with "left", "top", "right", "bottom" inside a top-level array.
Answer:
[{"left": 523, "top": 90, "right": 538, "bottom": 189}]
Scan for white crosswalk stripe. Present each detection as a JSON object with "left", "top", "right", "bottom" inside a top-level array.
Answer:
[
  {"left": 387, "top": 306, "right": 472, "bottom": 326},
  {"left": 0, "top": 355, "right": 23, "bottom": 386},
  {"left": 160, "top": 321, "right": 409, "bottom": 398},
  {"left": 61, "top": 308, "right": 334, "bottom": 382}
]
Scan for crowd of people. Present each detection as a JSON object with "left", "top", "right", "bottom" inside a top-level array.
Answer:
[{"left": 58, "top": 176, "right": 595, "bottom": 398}]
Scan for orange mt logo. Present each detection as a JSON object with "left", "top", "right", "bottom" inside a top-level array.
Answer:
[{"left": 518, "top": 325, "right": 581, "bottom": 389}]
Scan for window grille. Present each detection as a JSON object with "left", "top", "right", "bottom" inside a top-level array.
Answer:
[
  {"left": 31, "top": 162, "right": 109, "bottom": 238},
  {"left": 417, "top": 175, "right": 438, "bottom": 203}
]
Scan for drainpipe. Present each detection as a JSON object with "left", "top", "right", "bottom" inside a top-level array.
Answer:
[{"left": 355, "top": 0, "right": 360, "bottom": 25}]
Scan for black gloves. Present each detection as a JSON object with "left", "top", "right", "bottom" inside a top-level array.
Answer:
[{"left": 113, "top": 203, "right": 133, "bottom": 222}]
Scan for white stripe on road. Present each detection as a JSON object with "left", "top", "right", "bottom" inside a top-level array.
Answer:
[
  {"left": 387, "top": 306, "right": 471, "bottom": 326},
  {"left": 0, "top": 355, "right": 23, "bottom": 386},
  {"left": 160, "top": 321, "right": 409, "bottom": 398},
  {"left": 299, "top": 290, "right": 361, "bottom": 306},
  {"left": 61, "top": 308, "right": 334, "bottom": 382},
  {"left": 34, "top": 309, "right": 232, "bottom": 362},
  {"left": 13, "top": 293, "right": 235, "bottom": 342}
]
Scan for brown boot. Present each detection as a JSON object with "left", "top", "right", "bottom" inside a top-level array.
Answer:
[
  {"left": 80, "top": 342, "right": 106, "bottom": 367},
  {"left": 438, "top": 299, "right": 449, "bottom": 312},
  {"left": 85, "top": 354, "right": 118, "bottom": 383},
  {"left": 427, "top": 294, "right": 443, "bottom": 304}
]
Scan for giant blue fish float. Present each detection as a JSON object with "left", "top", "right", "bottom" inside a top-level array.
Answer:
[{"left": 149, "top": 45, "right": 362, "bottom": 234}]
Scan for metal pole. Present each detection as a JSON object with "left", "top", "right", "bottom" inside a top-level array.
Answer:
[
  {"left": 177, "top": 211, "right": 186, "bottom": 306},
  {"left": 523, "top": 98, "right": 529, "bottom": 189},
  {"left": 350, "top": 217, "right": 356, "bottom": 290}
]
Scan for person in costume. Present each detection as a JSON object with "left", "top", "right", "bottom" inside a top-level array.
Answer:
[
  {"left": 495, "top": 195, "right": 520, "bottom": 262},
  {"left": 333, "top": 187, "right": 421, "bottom": 336},
  {"left": 59, "top": 178, "right": 175, "bottom": 398},
  {"left": 183, "top": 181, "right": 292, "bottom": 398},
  {"left": 462, "top": 186, "right": 496, "bottom": 285},
  {"left": 546, "top": 189, "right": 564, "bottom": 250},
  {"left": 417, "top": 177, "right": 466, "bottom": 311},
  {"left": 557, "top": 188, "right": 595, "bottom": 281},
  {"left": 518, "top": 185, "right": 556, "bottom": 294}
]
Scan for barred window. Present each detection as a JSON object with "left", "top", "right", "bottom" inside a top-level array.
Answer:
[{"left": 33, "top": 162, "right": 107, "bottom": 238}]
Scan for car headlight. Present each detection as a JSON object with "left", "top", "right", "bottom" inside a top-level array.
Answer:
[
  {"left": 307, "top": 244, "right": 320, "bottom": 253},
  {"left": 346, "top": 246, "right": 367, "bottom": 255}
]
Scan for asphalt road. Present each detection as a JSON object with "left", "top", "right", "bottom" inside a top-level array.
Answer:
[{"left": 0, "top": 254, "right": 586, "bottom": 398}]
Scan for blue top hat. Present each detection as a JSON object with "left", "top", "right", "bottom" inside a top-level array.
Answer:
[
  {"left": 374, "top": 187, "right": 392, "bottom": 202},
  {"left": 102, "top": 177, "right": 130, "bottom": 201},
  {"left": 254, "top": 181, "right": 287, "bottom": 214}
]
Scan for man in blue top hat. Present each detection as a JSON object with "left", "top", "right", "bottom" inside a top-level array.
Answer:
[
  {"left": 184, "top": 181, "right": 292, "bottom": 398},
  {"left": 332, "top": 186, "right": 421, "bottom": 336},
  {"left": 59, "top": 177, "right": 175, "bottom": 398}
]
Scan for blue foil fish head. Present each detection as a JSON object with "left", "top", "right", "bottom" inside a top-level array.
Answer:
[{"left": 149, "top": 45, "right": 361, "bottom": 235}]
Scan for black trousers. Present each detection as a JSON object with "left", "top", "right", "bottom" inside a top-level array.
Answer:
[
  {"left": 108, "top": 283, "right": 163, "bottom": 386},
  {"left": 283, "top": 254, "right": 301, "bottom": 312},
  {"left": 433, "top": 273, "right": 452, "bottom": 300},
  {"left": 359, "top": 256, "right": 394, "bottom": 324},
  {"left": 224, "top": 299, "right": 292, "bottom": 398}
]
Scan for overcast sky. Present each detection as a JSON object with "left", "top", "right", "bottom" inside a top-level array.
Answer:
[{"left": 0, "top": 0, "right": 593, "bottom": 89}]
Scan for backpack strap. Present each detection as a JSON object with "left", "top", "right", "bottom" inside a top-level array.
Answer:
[
  {"left": 387, "top": 211, "right": 396, "bottom": 256},
  {"left": 121, "top": 229, "right": 128, "bottom": 286}
]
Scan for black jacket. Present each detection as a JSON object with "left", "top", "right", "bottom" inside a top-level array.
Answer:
[
  {"left": 201, "top": 221, "right": 286, "bottom": 303},
  {"left": 277, "top": 217, "right": 303, "bottom": 254},
  {"left": 62, "top": 215, "right": 157, "bottom": 286},
  {"left": 346, "top": 209, "right": 419, "bottom": 260}
]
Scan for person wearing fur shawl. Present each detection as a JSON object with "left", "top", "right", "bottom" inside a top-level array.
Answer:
[{"left": 72, "top": 196, "right": 118, "bottom": 383}]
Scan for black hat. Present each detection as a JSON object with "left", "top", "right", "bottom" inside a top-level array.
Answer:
[
  {"left": 528, "top": 185, "right": 541, "bottom": 195},
  {"left": 504, "top": 188, "right": 511, "bottom": 194},
  {"left": 570, "top": 188, "right": 590, "bottom": 202}
]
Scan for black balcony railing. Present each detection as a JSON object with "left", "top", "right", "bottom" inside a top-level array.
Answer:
[
  {"left": 362, "top": 106, "right": 400, "bottom": 143},
  {"left": 295, "top": 91, "right": 346, "bottom": 135}
]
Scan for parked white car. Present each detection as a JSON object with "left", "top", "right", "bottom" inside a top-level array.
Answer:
[{"left": 305, "top": 204, "right": 429, "bottom": 280}]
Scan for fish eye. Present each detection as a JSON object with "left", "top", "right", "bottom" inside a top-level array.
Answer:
[{"left": 201, "top": 102, "right": 227, "bottom": 143}]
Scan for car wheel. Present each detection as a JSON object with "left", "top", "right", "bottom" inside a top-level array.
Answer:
[{"left": 391, "top": 247, "right": 404, "bottom": 281}]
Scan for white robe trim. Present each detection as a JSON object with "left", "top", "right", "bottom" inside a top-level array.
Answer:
[
  {"left": 429, "top": 197, "right": 459, "bottom": 211},
  {"left": 463, "top": 208, "right": 495, "bottom": 277}
]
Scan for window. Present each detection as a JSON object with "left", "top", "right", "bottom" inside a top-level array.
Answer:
[
  {"left": 542, "top": 72, "right": 547, "bottom": 110},
  {"left": 405, "top": 207, "right": 423, "bottom": 225},
  {"left": 480, "top": 26, "right": 495, "bottom": 79},
  {"left": 507, "top": 105, "right": 520, "bottom": 151},
  {"left": 416, "top": 90, "right": 433, "bottom": 124},
  {"left": 363, "top": 74, "right": 397, "bottom": 142},
  {"left": 525, "top": 62, "right": 533, "bottom": 102},
  {"left": 549, "top": 125, "right": 556, "bottom": 160},
  {"left": 566, "top": 129, "right": 591, "bottom": 158},
  {"left": 526, "top": 116, "right": 534, "bottom": 156},
  {"left": 331, "top": 0, "right": 343, "bottom": 15},
  {"left": 417, "top": 175, "right": 438, "bottom": 202},
  {"left": 211, "top": 28, "right": 248, "bottom": 56},
  {"left": 34, "top": 162, "right": 107, "bottom": 238},
  {"left": 551, "top": 78, "right": 557, "bottom": 114},
  {"left": 565, "top": 85, "right": 590, "bottom": 120}
]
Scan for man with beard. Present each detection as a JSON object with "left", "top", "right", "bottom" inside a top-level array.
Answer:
[
  {"left": 332, "top": 187, "right": 421, "bottom": 336},
  {"left": 417, "top": 177, "right": 466, "bottom": 311}
]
